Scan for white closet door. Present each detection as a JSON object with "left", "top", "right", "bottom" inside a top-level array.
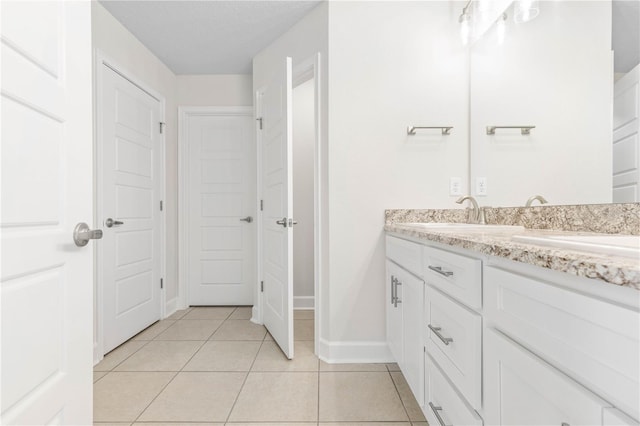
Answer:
[
  {"left": 260, "top": 57, "right": 294, "bottom": 359},
  {"left": 99, "top": 64, "right": 162, "bottom": 353},
  {"left": 1, "top": 1, "right": 93, "bottom": 424},
  {"left": 185, "top": 109, "right": 255, "bottom": 306}
]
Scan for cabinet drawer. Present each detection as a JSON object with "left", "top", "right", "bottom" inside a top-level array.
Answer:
[
  {"left": 426, "top": 286, "right": 481, "bottom": 409},
  {"left": 424, "top": 246, "right": 482, "bottom": 309},
  {"left": 425, "top": 353, "right": 483, "bottom": 426},
  {"left": 484, "top": 328, "right": 610, "bottom": 425},
  {"left": 386, "top": 235, "right": 422, "bottom": 277},
  {"left": 485, "top": 266, "right": 640, "bottom": 420},
  {"left": 603, "top": 408, "right": 639, "bottom": 426}
]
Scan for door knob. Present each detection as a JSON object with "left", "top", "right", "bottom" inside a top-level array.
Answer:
[
  {"left": 105, "top": 218, "right": 124, "bottom": 228},
  {"left": 240, "top": 216, "right": 253, "bottom": 223},
  {"left": 276, "top": 218, "right": 288, "bottom": 227},
  {"left": 73, "top": 222, "right": 103, "bottom": 247}
]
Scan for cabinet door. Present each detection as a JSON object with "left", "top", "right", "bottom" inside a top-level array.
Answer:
[
  {"left": 484, "top": 328, "right": 611, "bottom": 426},
  {"left": 397, "top": 267, "right": 424, "bottom": 405},
  {"left": 386, "top": 261, "right": 403, "bottom": 365}
]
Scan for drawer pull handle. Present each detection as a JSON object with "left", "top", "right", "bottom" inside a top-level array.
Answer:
[
  {"left": 428, "top": 324, "right": 453, "bottom": 345},
  {"left": 391, "top": 275, "right": 396, "bottom": 305},
  {"left": 428, "top": 265, "right": 454, "bottom": 277},
  {"left": 561, "top": 423, "right": 570, "bottom": 426},
  {"left": 429, "top": 402, "right": 448, "bottom": 426}
]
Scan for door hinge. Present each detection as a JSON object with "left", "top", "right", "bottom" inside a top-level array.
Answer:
[
  {"left": 160, "top": 278, "right": 164, "bottom": 289},
  {"left": 160, "top": 200, "right": 163, "bottom": 211},
  {"left": 260, "top": 281, "right": 264, "bottom": 292},
  {"left": 260, "top": 199, "right": 264, "bottom": 211},
  {"left": 256, "top": 117, "right": 263, "bottom": 130},
  {"left": 159, "top": 122, "right": 166, "bottom": 134}
]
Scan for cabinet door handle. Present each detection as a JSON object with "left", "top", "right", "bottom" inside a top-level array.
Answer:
[
  {"left": 390, "top": 275, "right": 396, "bottom": 304},
  {"left": 428, "top": 324, "right": 453, "bottom": 345},
  {"left": 428, "top": 265, "right": 454, "bottom": 277},
  {"left": 394, "top": 281, "right": 402, "bottom": 307},
  {"left": 428, "top": 402, "right": 448, "bottom": 426}
]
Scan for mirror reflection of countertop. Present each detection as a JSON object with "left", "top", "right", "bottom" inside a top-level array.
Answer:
[{"left": 385, "top": 222, "right": 640, "bottom": 289}]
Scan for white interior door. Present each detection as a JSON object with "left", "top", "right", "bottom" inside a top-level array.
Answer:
[
  {"left": 99, "top": 63, "right": 162, "bottom": 353},
  {"left": 613, "top": 64, "right": 640, "bottom": 202},
  {"left": 260, "top": 57, "right": 294, "bottom": 359},
  {"left": 1, "top": 1, "right": 93, "bottom": 424},
  {"left": 184, "top": 109, "right": 255, "bottom": 306}
]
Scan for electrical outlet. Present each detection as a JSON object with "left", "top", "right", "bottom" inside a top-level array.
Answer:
[
  {"left": 449, "top": 177, "right": 462, "bottom": 196},
  {"left": 476, "top": 177, "right": 488, "bottom": 196}
]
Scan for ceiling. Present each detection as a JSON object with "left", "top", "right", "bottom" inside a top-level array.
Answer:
[{"left": 98, "top": 0, "right": 323, "bottom": 74}]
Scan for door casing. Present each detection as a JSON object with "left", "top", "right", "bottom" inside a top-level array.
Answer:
[{"left": 94, "top": 51, "right": 167, "bottom": 364}]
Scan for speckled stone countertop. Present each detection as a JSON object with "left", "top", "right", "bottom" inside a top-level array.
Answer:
[{"left": 385, "top": 203, "right": 640, "bottom": 289}]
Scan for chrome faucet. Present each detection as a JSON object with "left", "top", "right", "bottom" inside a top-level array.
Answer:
[
  {"left": 456, "top": 195, "right": 486, "bottom": 224},
  {"left": 525, "top": 195, "right": 548, "bottom": 207}
]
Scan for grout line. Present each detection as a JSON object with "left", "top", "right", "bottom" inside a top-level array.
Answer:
[
  {"left": 129, "top": 370, "right": 180, "bottom": 424},
  {"left": 388, "top": 369, "right": 413, "bottom": 423},
  {"left": 96, "top": 339, "right": 151, "bottom": 372}
]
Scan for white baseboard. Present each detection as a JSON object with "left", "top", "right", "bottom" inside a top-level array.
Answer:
[
  {"left": 294, "top": 296, "right": 315, "bottom": 310},
  {"left": 164, "top": 297, "right": 179, "bottom": 320},
  {"left": 317, "top": 338, "right": 394, "bottom": 364},
  {"left": 250, "top": 305, "right": 262, "bottom": 325}
]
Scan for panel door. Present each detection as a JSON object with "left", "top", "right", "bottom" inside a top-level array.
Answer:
[
  {"left": 613, "top": 63, "right": 640, "bottom": 202},
  {"left": 484, "top": 328, "right": 610, "bottom": 426},
  {"left": 186, "top": 111, "right": 255, "bottom": 305},
  {"left": 398, "top": 267, "right": 424, "bottom": 405},
  {"left": 99, "top": 64, "right": 162, "bottom": 353},
  {"left": 260, "top": 57, "right": 294, "bottom": 358},
  {"left": 1, "top": 1, "right": 93, "bottom": 424}
]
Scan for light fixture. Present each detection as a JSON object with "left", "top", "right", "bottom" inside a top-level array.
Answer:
[
  {"left": 513, "top": 0, "right": 539, "bottom": 23},
  {"left": 496, "top": 12, "right": 507, "bottom": 45},
  {"left": 459, "top": 0, "right": 473, "bottom": 45}
]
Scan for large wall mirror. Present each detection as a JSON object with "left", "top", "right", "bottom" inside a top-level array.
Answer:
[{"left": 469, "top": 0, "right": 639, "bottom": 207}]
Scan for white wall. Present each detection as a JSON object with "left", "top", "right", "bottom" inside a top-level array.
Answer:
[
  {"left": 91, "top": 2, "right": 179, "bottom": 349},
  {"left": 470, "top": 1, "right": 612, "bottom": 206},
  {"left": 326, "top": 1, "right": 469, "bottom": 355},
  {"left": 293, "top": 78, "right": 316, "bottom": 308},
  {"left": 177, "top": 74, "right": 253, "bottom": 106}
]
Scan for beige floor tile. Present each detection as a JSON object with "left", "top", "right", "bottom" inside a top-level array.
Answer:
[
  {"left": 94, "top": 423, "right": 131, "bottom": 426},
  {"left": 210, "top": 320, "right": 266, "bottom": 341},
  {"left": 114, "top": 341, "right": 203, "bottom": 371},
  {"left": 229, "top": 306, "right": 253, "bottom": 320},
  {"left": 318, "top": 423, "right": 411, "bottom": 426},
  {"left": 94, "top": 340, "right": 148, "bottom": 371},
  {"left": 93, "top": 372, "right": 175, "bottom": 422},
  {"left": 386, "top": 363, "right": 401, "bottom": 372},
  {"left": 155, "top": 319, "right": 223, "bottom": 340},
  {"left": 390, "top": 372, "right": 427, "bottom": 422},
  {"left": 264, "top": 332, "right": 274, "bottom": 341},
  {"left": 133, "top": 423, "right": 221, "bottom": 426},
  {"left": 133, "top": 320, "right": 176, "bottom": 341},
  {"left": 228, "top": 372, "right": 318, "bottom": 422},
  {"left": 228, "top": 423, "right": 316, "bottom": 426},
  {"left": 183, "top": 341, "right": 261, "bottom": 371},
  {"left": 294, "top": 319, "right": 314, "bottom": 341},
  {"left": 294, "top": 310, "right": 315, "bottom": 319},
  {"left": 251, "top": 340, "right": 318, "bottom": 372},
  {"left": 411, "top": 422, "right": 429, "bottom": 426},
  {"left": 319, "top": 372, "right": 409, "bottom": 422},
  {"left": 183, "top": 307, "right": 235, "bottom": 320},
  {"left": 166, "top": 308, "right": 191, "bottom": 320},
  {"left": 138, "top": 372, "right": 246, "bottom": 422},
  {"left": 94, "top": 371, "right": 108, "bottom": 383},
  {"left": 320, "top": 361, "right": 388, "bottom": 372}
]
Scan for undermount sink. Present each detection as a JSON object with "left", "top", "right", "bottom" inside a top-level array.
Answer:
[
  {"left": 401, "top": 223, "right": 525, "bottom": 232},
  {"left": 512, "top": 234, "right": 640, "bottom": 258}
]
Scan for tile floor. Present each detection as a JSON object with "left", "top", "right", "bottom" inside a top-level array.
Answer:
[{"left": 94, "top": 307, "right": 427, "bottom": 426}]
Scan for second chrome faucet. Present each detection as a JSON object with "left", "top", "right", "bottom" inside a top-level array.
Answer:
[{"left": 456, "top": 195, "right": 487, "bottom": 225}]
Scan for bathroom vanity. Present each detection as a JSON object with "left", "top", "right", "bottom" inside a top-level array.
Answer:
[{"left": 385, "top": 205, "right": 640, "bottom": 426}]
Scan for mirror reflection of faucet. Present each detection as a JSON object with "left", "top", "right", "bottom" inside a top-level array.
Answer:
[{"left": 525, "top": 195, "right": 548, "bottom": 207}]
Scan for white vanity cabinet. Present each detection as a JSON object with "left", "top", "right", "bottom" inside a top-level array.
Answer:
[
  {"left": 385, "top": 236, "right": 425, "bottom": 403},
  {"left": 484, "top": 263, "right": 640, "bottom": 425}
]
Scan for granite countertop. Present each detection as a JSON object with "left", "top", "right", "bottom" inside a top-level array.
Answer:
[{"left": 385, "top": 222, "right": 640, "bottom": 289}]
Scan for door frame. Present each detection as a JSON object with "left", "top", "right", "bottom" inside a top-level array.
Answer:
[
  {"left": 255, "top": 53, "right": 323, "bottom": 354},
  {"left": 177, "top": 106, "right": 254, "bottom": 309},
  {"left": 94, "top": 50, "right": 167, "bottom": 364}
]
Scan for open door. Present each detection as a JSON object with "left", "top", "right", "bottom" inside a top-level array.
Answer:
[
  {"left": 260, "top": 57, "right": 294, "bottom": 359},
  {"left": 1, "top": 1, "right": 93, "bottom": 424}
]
